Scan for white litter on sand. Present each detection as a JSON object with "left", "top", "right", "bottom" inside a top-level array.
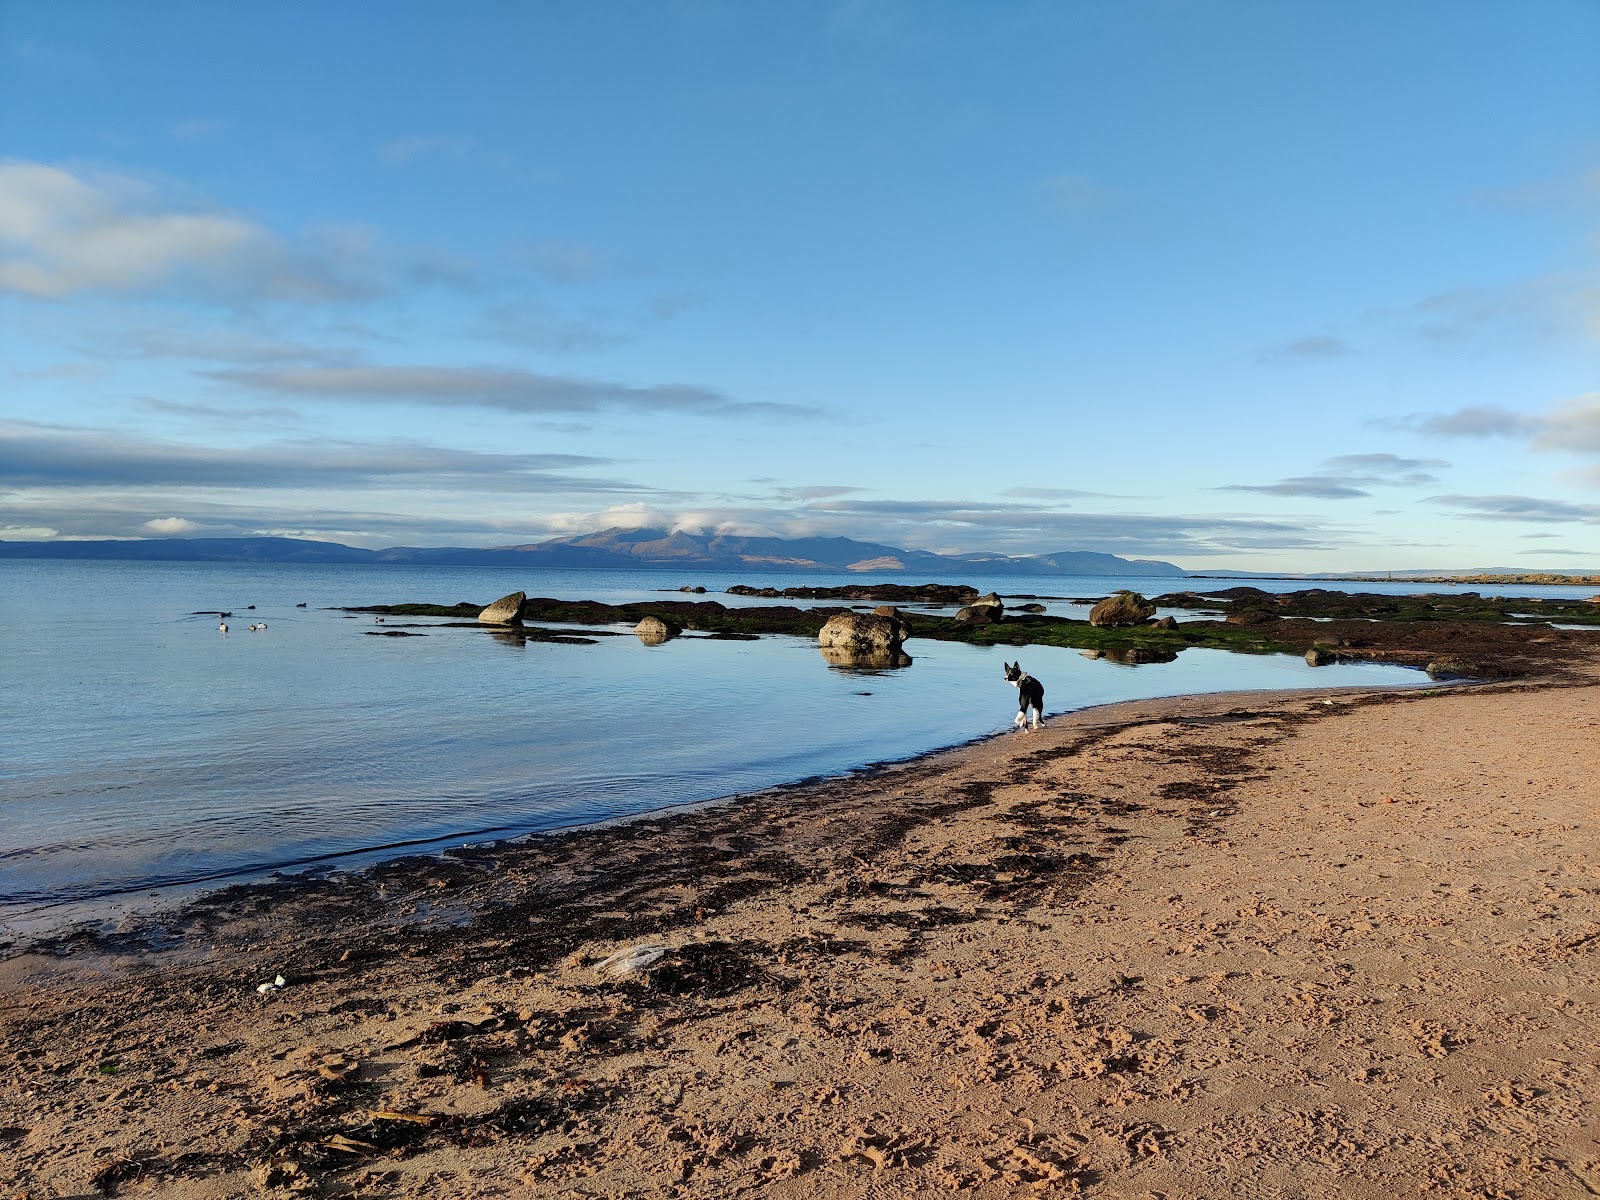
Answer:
[{"left": 594, "top": 945, "right": 671, "bottom": 977}]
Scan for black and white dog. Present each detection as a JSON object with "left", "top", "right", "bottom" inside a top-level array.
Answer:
[{"left": 1003, "top": 661, "right": 1044, "bottom": 731}]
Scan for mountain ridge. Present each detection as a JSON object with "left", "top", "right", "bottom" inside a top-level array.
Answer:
[{"left": 0, "top": 528, "right": 1186, "bottom": 576}]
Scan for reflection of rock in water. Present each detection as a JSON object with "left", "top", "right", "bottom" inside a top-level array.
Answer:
[
  {"left": 489, "top": 630, "right": 527, "bottom": 648},
  {"left": 1083, "top": 646, "right": 1178, "bottom": 664},
  {"left": 819, "top": 645, "right": 913, "bottom": 671},
  {"left": 635, "top": 615, "right": 681, "bottom": 645},
  {"left": 1099, "top": 646, "right": 1179, "bottom": 665}
]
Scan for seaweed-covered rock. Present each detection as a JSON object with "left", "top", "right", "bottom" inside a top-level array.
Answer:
[
  {"left": 818, "top": 612, "right": 909, "bottom": 656},
  {"left": 1153, "top": 615, "right": 1178, "bottom": 630},
  {"left": 1089, "top": 591, "right": 1155, "bottom": 627},
  {"left": 477, "top": 591, "right": 525, "bottom": 626}
]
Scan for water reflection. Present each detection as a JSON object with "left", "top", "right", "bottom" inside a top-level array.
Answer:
[
  {"left": 1081, "top": 647, "right": 1180, "bottom": 665},
  {"left": 820, "top": 645, "right": 914, "bottom": 670}
]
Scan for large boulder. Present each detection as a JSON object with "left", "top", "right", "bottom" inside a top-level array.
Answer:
[
  {"left": 634, "top": 615, "right": 681, "bottom": 645},
  {"left": 1089, "top": 591, "right": 1155, "bottom": 627},
  {"left": 818, "top": 611, "right": 909, "bottom": 656},
  {"left": 477, "top": 591, "right": 525, "bottom": 626},
  {"left": 1305, "top": 646, "right": 1337, "bottom": 666}
]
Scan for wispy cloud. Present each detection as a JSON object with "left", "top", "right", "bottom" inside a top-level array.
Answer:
[
  {"left": 1259, "top": 335, "right": 1355, "bottom": 364},
  {"left": 168, "top": 118, "right": 226, "bottom": 142},
  {"left": 0, "top": 420, "right": 633, "bottom": 493},
  {"left": 1377, "top": 404, "right": 1546, "bottom": 439},
  {"left": 1220, "top": 453, "right": 1449, "bottom": 499},
  {"left": 206, "top": 364, "right": 820, "bottom": 420},
  {"left": 1219, "top": 477, "right": 1372, "bottom": 500},
  {"left": 1426, "top": 493, "right": 1600, "bottom": 524},
  {"left": 1534, "top": 394, "right": 1600, "bottom": 454}
]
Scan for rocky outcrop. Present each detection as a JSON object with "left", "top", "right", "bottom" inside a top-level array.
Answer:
[
  {"left": 1153, "top": 616, "right": 1178, "bottom": 630},
  {"left": 634, "top": 615, "right": 682, "bottom": 645},
  {"left": 1089, "top": 591, "right": 1155, "bottom": 627},
  {"left": 1018, "top": 603, "right": 1047, "bottom": 614},
  {"left": 872, "top": 605, "right": 901, "bottom": 618},
  {"left": 477, "top": 591, "right": 526, "bottom": 626},
  {"left": 818, "top": 612, "right": 910, "bottom": 657},
  {"left": 1305, "top": 647, "right": 1337, "bottom": 666}
]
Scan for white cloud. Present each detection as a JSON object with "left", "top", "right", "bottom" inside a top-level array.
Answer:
[
  {"left": 143, "top": 516, "right": 201, "bottom": 534},
  {"left": 0, "top": 160, "right": 372, "bottom": 301}
]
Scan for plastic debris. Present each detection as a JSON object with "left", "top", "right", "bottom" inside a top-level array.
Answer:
[
  {"left": 256, "top": 974, "right": 289, "bottom": 995},
  {"left": 594, "top": 944, "right": 671, "bottom": 977}
]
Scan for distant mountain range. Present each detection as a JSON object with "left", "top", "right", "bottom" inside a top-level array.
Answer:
[{"left": 0, "top": 528, "right": 1186, "bottom": 576}]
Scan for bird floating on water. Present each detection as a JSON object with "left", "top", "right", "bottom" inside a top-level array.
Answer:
[{"left": 218, "top": 622, "right": 228, "bottom": 633}]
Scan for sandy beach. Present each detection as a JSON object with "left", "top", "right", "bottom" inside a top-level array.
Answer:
[{"left": 3, "top": 654, "right": 1598, "bottom": 1199}]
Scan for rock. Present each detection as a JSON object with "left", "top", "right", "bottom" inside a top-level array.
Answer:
[
  {"left": 634, "top": 615, "right": 681, "bottom": 645},
  {"left": 477, "top": 591, "right": 525, "bottom": 626},
  {"left": 1225, "top": 609, "right": 1277, "bottom": 625},
  {"left": 1305, "top": 647, "right": 1337, "bottom": 666},
  {"left": 1153, "top": 616, "right": 1178, "bottom": 630},
  {"left": 679, "top": 586, "right": 707, "bottom": 593},
  {"left": 1018, "top": 602, "right": 1048, "bottom": 614},
  {"left": 1588, "top": 594, "right": 1600, "bottom": 604},
  {"left": 818, "top": 612, "right": 909, "bottom": 656},
  {"left": 872, "top": 605, "right": 901, "bottom": 618},
  {"left": 1080, "top": 649, "right": 1104, "bottom": 659},
  {"left": 1089, "top": 591, "right": 1156, "bottom": 627},
  {"left": 954, "top": 604, "right": 1001, "bottom": 626},
  {"left": 973, "top": 592, "right": 1004, "bottom": 609},
  {"left": 1425, "top": 656, "right": 1489, "bottom": 680}
]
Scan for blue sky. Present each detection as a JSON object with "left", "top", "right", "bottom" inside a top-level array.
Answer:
[{"left": 2, "top": 0, "right": 1597, "bottom": 571}]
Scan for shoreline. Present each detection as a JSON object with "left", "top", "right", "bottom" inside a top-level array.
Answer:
[
  {"left": 3, "top": 676, "right": 1437, "bottom": 953},
  {"left": 4, "top": 654, "right": 1597, "bottom": 1197}
]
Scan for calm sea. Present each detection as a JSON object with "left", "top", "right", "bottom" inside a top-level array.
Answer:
[{"left": 4, "top": 559, "right": 1581, "bottom": 936}]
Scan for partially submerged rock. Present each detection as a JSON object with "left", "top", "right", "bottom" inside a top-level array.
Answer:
[
  {"left": 1089, "top": 591, "right": 1155, "bottom": 627},
  {"left": 635, "top": 615, "right": 681, "bottom": 645},
  {"left": 477, "top": 591, "right": 526, "bottom": 626},
  {"left": 1305, "top": 646, "right": 1338, "bottom": 666},
  {"left": 818, "top": 611, "right": 910, "bottom": 656}
]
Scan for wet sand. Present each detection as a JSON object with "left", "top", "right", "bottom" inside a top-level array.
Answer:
[{"left": 2, "top": 656, "right": 1598, "bottom": 1198}]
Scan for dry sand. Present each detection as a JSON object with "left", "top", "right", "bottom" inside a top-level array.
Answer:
[{"left": 2, "top": 661, "right": 1597, "bottom": 1199}]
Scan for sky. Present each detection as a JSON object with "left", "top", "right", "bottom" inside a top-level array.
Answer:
[{"left": 2, "top": 0, "right": 1597, "bottom": 572}]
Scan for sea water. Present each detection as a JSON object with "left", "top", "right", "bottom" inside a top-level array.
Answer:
[{"left": 6, "top": 558, "right": 1578, "bottom": 934}]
